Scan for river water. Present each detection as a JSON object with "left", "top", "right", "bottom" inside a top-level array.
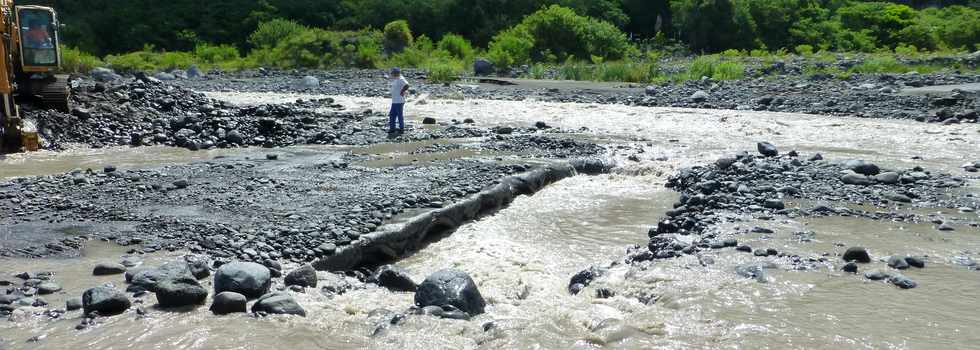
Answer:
[{"left": 1, "top": 94, "right": 979, "bottom": 349}]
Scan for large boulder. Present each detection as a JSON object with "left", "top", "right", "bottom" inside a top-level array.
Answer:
[
  {"left": 371, "top": 265, "right": 417, "bottom": 292},
  {"left": 214, "top": 262, "right": 271, "bottom": 299},
  {"left": 843, "top": 247, "right": 871, "bottom": 263},
  {"left": 210, "top": 291, "right": 247, "bottom": 315},
  {"left": 300, "top": 76, "right": 319, "bottom": 89},
  {"left": 155, "top": 276, "right": 208, "bottom": 308},
  {"left": 284, "top": 264, "right": 317, "bottom": 288},
  {"left": 82, "top": 285, "right": 131, "bottom": 316},
  {"left": 843, "top": 160, "right": 880, "bottom": 176},
  {"left": 187, "top": 65, "right": 202, "bottom": 79},
  {"left": 414, "top": 269, "right": 485, "bottom": 316},
  {"left": 474, "top": 58, "right": 494, "bottom": 76},
  {"left": 251, "top": 292, "right": 306, "bottom": 317}
]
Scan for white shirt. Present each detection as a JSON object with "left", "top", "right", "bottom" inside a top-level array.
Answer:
[{"left": 390, "top": 76, "right": 409, "bottom": 104}]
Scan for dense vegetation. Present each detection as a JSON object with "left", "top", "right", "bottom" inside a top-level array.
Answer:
[{"left": 24, "top": 0, "right": 980, "bottom": 82}]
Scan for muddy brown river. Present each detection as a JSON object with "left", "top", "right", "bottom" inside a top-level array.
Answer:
[{"left": 2, "top": 94, "right": 979, "bottom": 349}]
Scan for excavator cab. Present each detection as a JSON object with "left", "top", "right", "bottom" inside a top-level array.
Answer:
[
  {"left": 18, "top": 7, "right": 59, "bottom": 67},
  {"left": 15, "top": 5, "right": 68, "bottom": 113}
]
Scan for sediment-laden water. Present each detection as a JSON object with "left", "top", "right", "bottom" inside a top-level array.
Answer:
[{"left": 2, "top": 95, "right": 978, "bottom": 349}]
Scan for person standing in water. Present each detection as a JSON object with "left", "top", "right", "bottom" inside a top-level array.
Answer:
[{"left": 388, "top": 67, "right": 410, "bottom": 133}]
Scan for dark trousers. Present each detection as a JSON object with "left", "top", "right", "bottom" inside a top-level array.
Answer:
[{"left": 388, "top": 103, "right": 405, "bottom": 131}]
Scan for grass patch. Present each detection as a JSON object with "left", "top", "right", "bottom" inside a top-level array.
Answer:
[
  {"left": 682, "top": 56, "right": 745, "bottom": 81},
  {"left": 848, "top": 56, "right": 943, "bottom": 74},
  {"left": 60, "top": 46, "right": 103, "bottom": 73}
]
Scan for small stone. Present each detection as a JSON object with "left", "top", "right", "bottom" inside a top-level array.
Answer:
[
  {"left": 842, "top": 262, "right": 858, "bottom": 273},
  {"left": 37, "top": 282, "right": 62, "bottom": 295},
  {"left": 93, "top": 263, "right": 126, "bottom": 276},
  {"left": 887, "top": 256, "right": 910, "bottom": 270},
  {"left": 265, "top": 154, "right": 279, "bottom": 160},
  {"left": 905, "top": 256, "right": 926, "bottom": 268},
  {"left": 372, "top": 265, "right": 417, "bottom": 292},
  {"left": 757, "top": 142, "right": 778, "bottom": 157},
  {"left": 284, "top": 264, "right": 318, "bottom": 288},
  {"left": 422, "top": 117, "right": 437, "bottom": 125},
  {"left": 864, "top": 270, "right": 890, "bottom": 281},
  {"left": 888, "top": 274, "right": 917, "bottom": 289},
  {"left": 82, "top": 285, "right": 131, "bottom": 316}
]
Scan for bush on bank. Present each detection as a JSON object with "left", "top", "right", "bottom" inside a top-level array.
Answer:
[{"left": 66, "top": 3, "right": 978, "bottom": 84}]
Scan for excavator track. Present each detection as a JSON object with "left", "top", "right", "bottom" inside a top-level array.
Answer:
[{"left": 38, "top": 74, "right": 70, "bottom": 113}]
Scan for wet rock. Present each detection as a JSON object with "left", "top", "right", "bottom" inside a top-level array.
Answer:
[
  {"left": 736, "top": 245, "right": 752, "bottom": 253},
  {"left": 184, "top": 255, "right": 211, "bottom": 279},
  {"left": 568, "top": 266, "right": 604, "bottom": 294},
  {"left": 937, "top": 223, "right": 955, "bottom": 231},
  {"left": 82, "top": 285, "right": 131, "bottom": 316},
  {"left": 65, "top": 297, "right": 82, "bottom": 311},
  {"left": 842, "top": 262, "right": 858, "bottom": 273},
  {"left": 265, "top": 154, "right": 279, "bottom": 160},
  {"left": 843, "top": 247, "right": 871, "bottom": 263},
  {"left": 284, "top": 264, "right": 317, "bottom": 288},
  {"left": 251, "top": 292, "right": 306, "bottom": 317},
  {"left": 422, "top": 117, "right": 437, "bottom": 125},
  {"left": 414, "top": 269, "right": 485, "bottom": 316},
  {"left": 888, "top": 274, "right": 917, "bottom": 289},
  {"left": 757, "top": 142, "right": 778, "bottom": 157},
  {"left": 214, "top": 262, "right": 271, "bottom": 299},
  {"left": 595, "top": 288, "right": 615, "bottom": 299},
  {"left": 155, "top": 276, "right": 208, "bottom": 308},
  {"left": 864, "top": 270, "right": 890, "bottom": 281},
  {"left": 318, "top": 273, "right": 353, "bottom": 295},
  {"left": 905, "top": 256, "right": 926, "bottom": 268},
  {"left": 93, "top": 263, "right": 126, "bottom": 276},
  {"left": 371, "top": 265, "right": 417, "bottom": 292},
  {"left": 37, "top": 282, "right": 62, "bottom": 295},
  {"left": 843, "top": 160, "right": 880, "bottom": 176},
  {"left": 887, "top": 256, "right": 910, "bottom": 270},
  {"left": 210, "top": 292, "right": 247, "bottom": 315},
  {"left": 735, "top": 264, "right": 768, "bottom": 283},
  {"left": 809, "top": 153, "right": 824, "bottom": 161}
]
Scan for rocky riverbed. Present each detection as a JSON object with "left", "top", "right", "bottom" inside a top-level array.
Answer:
[
  {"left": 2, "top": 69, "right": 980, "bottom": 349},
  {"left": 176, "top": 67, "right": 980, "bottom": 124}
]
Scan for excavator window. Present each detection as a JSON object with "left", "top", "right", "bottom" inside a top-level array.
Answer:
[{"left": 18, "top": 8, "right": 58, "bottom": 66}]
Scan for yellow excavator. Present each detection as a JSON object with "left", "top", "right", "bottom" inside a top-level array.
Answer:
[{"left": 0, "top": 0, "right": 70, "bottom": 153}]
